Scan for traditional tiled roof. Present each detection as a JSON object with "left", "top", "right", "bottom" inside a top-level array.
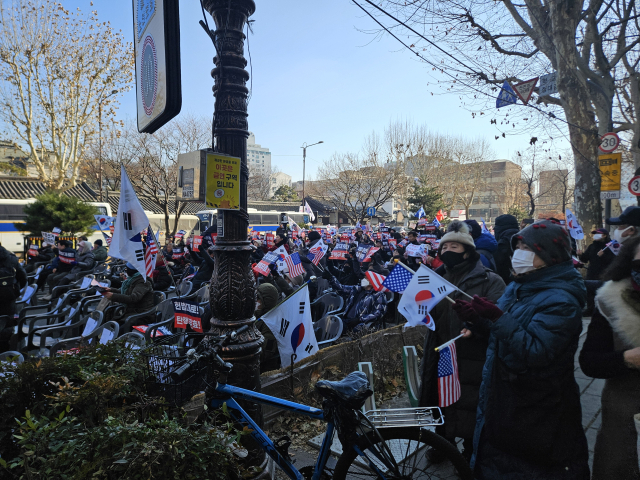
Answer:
[{"left": 0, "top": 176, "right": 97, "bottom": 201}]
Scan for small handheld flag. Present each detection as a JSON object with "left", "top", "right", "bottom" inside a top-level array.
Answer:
[{"left": 437, "top": 344, "right": 461, "bottom": 407}]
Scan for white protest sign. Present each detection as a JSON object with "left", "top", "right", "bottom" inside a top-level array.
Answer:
[{"left": 406, "top": 244, "right": 424, "bottom": 257}]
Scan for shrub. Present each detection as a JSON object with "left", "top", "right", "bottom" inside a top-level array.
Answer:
[
  {"left": 0, "top": 342, "right": 244, "bottom": 479},
  {"left": 17, "top": 191, "right": 99, "bottom": 235}
]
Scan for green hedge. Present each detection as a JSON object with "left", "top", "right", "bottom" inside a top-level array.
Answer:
[{"left": 0, "top": 343, "right": 245, "bottom": 479}]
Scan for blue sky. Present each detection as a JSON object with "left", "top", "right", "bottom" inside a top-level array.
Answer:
[{"left": 73, "top": 0, "right": 564, "bottom": 182}]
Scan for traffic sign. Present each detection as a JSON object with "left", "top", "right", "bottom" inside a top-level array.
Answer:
[
  {"left": 599, "top": 132, "right": 620, "bottom": 153},
  {"left": 629, "top": 176, "right": 640, "bottom": 196},
  {"left": 539, "top": 72, "right": 558, "bottom": 96},
  {"left": 511, "top": 77, "right": 539, "bottom": 105},
  {"left": 366, "top": 207, "right": 376, "bottom": 217},
  {"left": 598, "top": 153, "right": 622, "bottom": 194},
  {"left": 133, "top": 0, "right": 182, "bottom": 134}
]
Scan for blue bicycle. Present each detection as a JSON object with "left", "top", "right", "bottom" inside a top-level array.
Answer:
[{"left": 143, "top": 328, "right": 473, "bottom": 480}]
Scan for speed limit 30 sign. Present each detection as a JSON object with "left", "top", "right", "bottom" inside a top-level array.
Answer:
[
  {"left": 599, "top": 132, "right": 620, "bottom": 153},
  {"left": 629, "top": 176, "right": 640, "bottom": 196}
]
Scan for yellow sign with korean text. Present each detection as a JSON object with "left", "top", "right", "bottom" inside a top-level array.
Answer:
[
  {"left": 598, "top": 153, "right": 622, "bottom": 191},
  {"left": 205, "top": 153, "right": 241, "bottom": 210}
]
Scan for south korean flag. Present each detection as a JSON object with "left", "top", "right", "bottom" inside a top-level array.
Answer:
[{"left": 260, "top": 284, "right": 319, "bottom": 367}]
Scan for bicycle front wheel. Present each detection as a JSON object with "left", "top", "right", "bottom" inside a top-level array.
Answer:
[{"left": 333, "top": 427, "right": 473, "bottom": 480}]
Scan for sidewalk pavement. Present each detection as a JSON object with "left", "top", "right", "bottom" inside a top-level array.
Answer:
[{"left": 577, "top": 317, "right": 604, "bottom": 472}]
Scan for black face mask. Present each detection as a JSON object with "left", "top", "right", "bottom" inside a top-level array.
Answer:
[{"left": 440, "top": 250, "right": 466, "bottom": 269}]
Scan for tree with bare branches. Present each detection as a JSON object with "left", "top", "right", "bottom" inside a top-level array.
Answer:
[
  {"left": 247, "top": 165, "right": 280, "bottom": 201},
  {"left": 0, "top": 0, "right": 132, "bottom": 190},
  {"left": 356, "top": 0, "right": 640, "bottom": 232},
  {"left": 311, "top": 134, "right": 404, "bottom": 224}
]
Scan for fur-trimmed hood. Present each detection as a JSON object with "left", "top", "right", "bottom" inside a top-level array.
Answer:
[{"left": 596, "top": 278, "right": 640, "bottom": 348}]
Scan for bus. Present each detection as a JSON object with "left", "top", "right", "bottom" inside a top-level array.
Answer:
[
  {"left": 0, "top": 199, "right": 112, "bottom": 255},
  {"left": 195, "top": 209, "right": 309, "bottom": 233}
]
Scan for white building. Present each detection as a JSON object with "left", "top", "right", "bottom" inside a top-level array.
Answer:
[
  {"left": 271, "top": 171, "right": 292, "bottom": 197},
  {"left": 247, "top": 132, "right": 272, "bottom": 174}
]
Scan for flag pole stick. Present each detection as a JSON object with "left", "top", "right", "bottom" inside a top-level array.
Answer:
[{"left": 435, "top": 333, "right": 464, "bottom": 352}]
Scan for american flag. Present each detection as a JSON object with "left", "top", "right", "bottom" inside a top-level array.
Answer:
[
  {"left": 307, "top": 243, "right": 327, "bottom": 266},
  {"left": 365, "top": 271, "right": 388, "bottom": 292},
  {"left": 381, "top": 264, "right": 414, "bottom": 293},
  {"left": 144, "top": 226, "right": 158, "bottom": 277},
  {"left": 284, "top": 252, "right": 305, "bottom": 278},
  {"left": 102, "top": 231, "right": 112, "bottom": 246},
  {"left": 438, "top": 344, "right": 461, "bottom": 407}
]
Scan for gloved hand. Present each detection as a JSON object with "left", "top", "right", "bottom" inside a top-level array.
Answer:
[
  {"left": 451, "top": 299, "right": 479, "bottom": 324},
  {"left": 321, "top": 269, "right": 333, "bottom": 280},
  {"left": 471, "top": 295, "right": 503, "bottom": 322}
]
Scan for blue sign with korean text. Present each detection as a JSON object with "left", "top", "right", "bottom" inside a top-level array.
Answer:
[{"left": 137, "top": 0, "right": 156, "bottom": 41}]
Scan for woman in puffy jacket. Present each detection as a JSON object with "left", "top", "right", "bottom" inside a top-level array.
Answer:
[{"left": 463, "top": 220, "right": 589, "bottom": 479}]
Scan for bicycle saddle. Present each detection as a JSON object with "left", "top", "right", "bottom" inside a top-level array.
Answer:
[{"left": 315, "top": 371, "right": 373, "bottom": 409}]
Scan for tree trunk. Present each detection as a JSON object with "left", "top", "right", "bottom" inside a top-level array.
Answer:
[{"left": 551, "top": 1, "right": 602, "bottom": 232}]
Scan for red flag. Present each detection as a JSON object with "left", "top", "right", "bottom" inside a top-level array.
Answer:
[{"left": 435, "top": 210, "right": 445, "bottom": 222}]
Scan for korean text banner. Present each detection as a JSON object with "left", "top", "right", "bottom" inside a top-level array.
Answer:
[{"left": 205, "top": 153, "right": 241, "bottom": 210}]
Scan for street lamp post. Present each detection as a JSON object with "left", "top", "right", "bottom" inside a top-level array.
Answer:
[
  {"left": 202, "top": 1, "right": 268, "bottom": 477},
  {"left": 98, "top": 89, "right": 118, "bottom": 202},
  {"left": 301, "top": 140, "right": 323, "bottom": 203}
]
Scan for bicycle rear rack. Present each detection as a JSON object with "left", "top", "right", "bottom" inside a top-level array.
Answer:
[{"left": 364, "top": 407, "right": 444, "bottom": 428}]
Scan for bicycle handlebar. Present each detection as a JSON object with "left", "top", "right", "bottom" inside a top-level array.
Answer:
[{"left": 169, "top": 325, "right": 251, "bottom": 383}]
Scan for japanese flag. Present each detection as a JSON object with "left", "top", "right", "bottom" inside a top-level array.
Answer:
[{"left": 260, "top": 284, "right": 319, "bottom": 367}]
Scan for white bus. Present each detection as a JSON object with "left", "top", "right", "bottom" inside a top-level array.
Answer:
[{"left": 0, "top": 199, "right": 112, "bottom": 255}]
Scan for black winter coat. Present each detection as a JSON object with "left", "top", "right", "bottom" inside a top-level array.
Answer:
[
  {"left": 493, "top": 227, "right": 518, "bottom": 285},
  {"left": 578, "top": 240, "right": 616, "bottom": 280}
]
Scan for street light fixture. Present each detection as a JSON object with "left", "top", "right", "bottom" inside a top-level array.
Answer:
[
  {"left": 301, "top": 140, "right": 323, "bottom": 204},
  {"left": 98, "top": 89, "right": 119, "bottom": 201}
]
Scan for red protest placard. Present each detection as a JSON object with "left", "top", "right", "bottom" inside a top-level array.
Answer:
[
  {"left": 192, "top": 235, "right": 203, "bottom": 252},
  {"left": 388, "top": 239, "right": 397, "bottom": 251},
  {"left": 363, "top": 247, "right": 380, "bottom": 262},
  {"left": 265, "top": 233, "right": 275, "bottom": 248},
  {"left": 329, "top": 243, "right": 349, "bottom": 260},
  {"left": 172, "top": 299, "right": 203, "bottom": 333}
]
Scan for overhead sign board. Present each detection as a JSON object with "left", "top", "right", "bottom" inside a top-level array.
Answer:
[
  {"left": 132, "top": 0, "right": 181, "bottom": 134},
  {"left": 539, "top": 72, "right": 558, "bottom": 96},
  {"left": 599, "top": 132, "right": 620, "bottom": 154},
  {"left": 599, "top": 152, "right": 622, "bottom": 199}
]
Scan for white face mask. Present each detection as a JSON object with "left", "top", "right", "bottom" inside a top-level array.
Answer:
[
  {"left": 511, "top": 249, "right": 537, "bottom": 275},
  {"left": 593, "top": 234, "right": 603, "bottom": 241},
  {"left": 613, "top": 226, "right": 634, "bottom": 243}
]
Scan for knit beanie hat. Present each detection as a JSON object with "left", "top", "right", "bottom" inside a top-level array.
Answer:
[
  {"left": 494, "top": 214, "right": 519, "bottom": 240},
  {"left": 308, "top": 231, "right": 321, "bottom": 242},
  {"left": 510, "top": 219, "right": 571, "bottom": 266},
  {"left": 438, "top": 220, "right": 476, "bottom": 252},
  {"left": 257, "top": 283, "right": 280, "bottom": 312},
  {"left": 463, "top": 220, "right": 482, "bottom": 239}
]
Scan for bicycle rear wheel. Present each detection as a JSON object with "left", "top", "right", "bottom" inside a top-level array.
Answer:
[{"left": 333, "top": 427, "right": 473, "bottom": 480}]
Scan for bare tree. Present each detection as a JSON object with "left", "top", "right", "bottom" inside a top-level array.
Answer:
[
  {"left": 311, "top": 135, "right": 404, "bottom": 224},
  {"left": 248, "top": 165, "right": 280, "bottom": 201},
  {"left": 84, "top": 114, "right": 211, "bottom": 236},
  {"left": 0, "top": 0, "right": 132, "bottom": 190},
  {"left": 357, "top": 0, "right": 640, "bottom": 232},
  {"left": 511, "top": 146, "right": 556, "bottom": 218}
]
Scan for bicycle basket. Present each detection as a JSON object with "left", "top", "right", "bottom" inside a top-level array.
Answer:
[{"left": 141, "top": 332, "right": 218, "bottom": 407}]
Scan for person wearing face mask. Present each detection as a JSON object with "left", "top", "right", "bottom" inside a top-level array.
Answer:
[
  {"left": 419, "top": 220, "right": 505, "bottom": 464},
  {"left": 608, "top": 205, "right": 640, "bottom": 244},
  {"left": 578, "top": 228, "right": 616, "bottom": 315},
  {"left": 101, "top": 262, "right": 155, "bottom": 321},
  {"left": 579, "top": 235, "right": 640, "bottom": 479},
  {"left": 457, "top": 220, "right": 589, "bottom": 479}
]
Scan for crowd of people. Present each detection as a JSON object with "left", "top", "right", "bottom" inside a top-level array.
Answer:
[{"left": 2, "top": 205, "right": 640, "bottom": 478}]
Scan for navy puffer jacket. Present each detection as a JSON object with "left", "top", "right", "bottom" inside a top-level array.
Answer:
[{"left": 472, "top": 261, "right": 590, "bottom": 479}]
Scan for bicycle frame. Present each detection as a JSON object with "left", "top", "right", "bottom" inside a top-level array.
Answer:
[{"left": 211, "top": 382, "right": 333, "bottom": 480}]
